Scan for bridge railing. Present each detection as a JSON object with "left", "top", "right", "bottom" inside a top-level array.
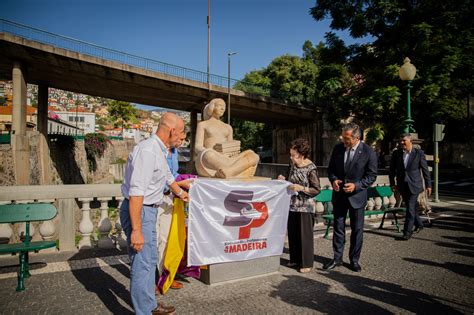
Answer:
[{"left": 0, "top": 18, "right": 280, "bottom": 100}]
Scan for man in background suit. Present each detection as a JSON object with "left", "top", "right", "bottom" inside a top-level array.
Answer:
[
  {"left": 390, "top": 133, "right": 432, "bottom": 240},
  {"left": 324, "top": 123, "right": 378, "bottom": 272}
]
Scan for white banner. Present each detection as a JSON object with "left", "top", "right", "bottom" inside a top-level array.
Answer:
[{"left": 188, "top": 179, "right": 292, "bottom": 266}]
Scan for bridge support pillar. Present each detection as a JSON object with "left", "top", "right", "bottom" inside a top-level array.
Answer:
[
  {"left": 38, "top": 84, "right": 51, "bottom": 184},
  {"left": 11, "top": 62, "right": 30, "bottom": 185}
]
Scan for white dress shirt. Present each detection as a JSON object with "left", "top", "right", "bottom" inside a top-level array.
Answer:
[
  {"left": 403, "top": 149, "right": 412, "bottom": 169},
  {"left": 121, "top": 134, "right": 175, "bottom": 205},
  {"left": 344, "top": 140, "right": 361, "bottom": 164}
]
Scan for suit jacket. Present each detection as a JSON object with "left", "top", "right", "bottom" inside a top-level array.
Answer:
[
  {"left": 389, "top": 148, "right": 431, "bottom": 195},
  {"left": 328, "top": 142, "right": 378, "bottom": 209}
]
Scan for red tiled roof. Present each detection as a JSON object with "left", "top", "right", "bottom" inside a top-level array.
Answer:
[{"left": 0, "top": 105, "right": 37, "bottom": 115}]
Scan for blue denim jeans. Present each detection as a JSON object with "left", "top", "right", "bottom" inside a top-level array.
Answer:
[{"left": 120, "top": 199, "right": 158, "bottom": 315}]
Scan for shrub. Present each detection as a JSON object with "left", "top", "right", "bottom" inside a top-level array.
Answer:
[
  {"left": 84, "top": 133, "right": 110, "bottom": 172},
  {"left": 85, "top": 133, "right": 109, "bottom": 158}
]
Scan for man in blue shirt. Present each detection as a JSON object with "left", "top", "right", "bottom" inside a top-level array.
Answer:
[{"left": 156, "top": 132, "right": 191, "bottom": 292}]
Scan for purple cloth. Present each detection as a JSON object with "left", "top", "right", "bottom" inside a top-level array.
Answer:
[{"left": 176, "top": 173, "right": 197, "bottom": 185}]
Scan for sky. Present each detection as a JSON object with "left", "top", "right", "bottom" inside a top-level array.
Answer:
[{"left": 2, "top": 0, "right": 371, "bottom": 109}]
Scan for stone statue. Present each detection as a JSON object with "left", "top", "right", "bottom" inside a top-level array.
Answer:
[{"left": 194, "top": 98, "right": 259, "bottom": 178}]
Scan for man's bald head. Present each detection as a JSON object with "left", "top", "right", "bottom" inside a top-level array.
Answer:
[
  {"left": 159, "top": 112, "right": 182, "bottom": 130},
  {"left": 157, "top": 112, "right": 185, "bottom": 148}
]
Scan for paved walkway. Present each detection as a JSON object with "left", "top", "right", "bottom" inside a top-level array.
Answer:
[{"left": 1, "top": 200, "right": 473, "bottom": 314}]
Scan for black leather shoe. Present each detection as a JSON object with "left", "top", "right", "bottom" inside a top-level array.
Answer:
[
  {"left": 413, "top": 226, "right": 424, "bottom": 233},
  {"left": 323, "top": 260, "right": 342, "bottom": 270},
  {"left": 402, "top": 233, "right": 412, "bottom": 240},
  {"left": 350, "top": 262, "right": 362, "bottom": 272}
]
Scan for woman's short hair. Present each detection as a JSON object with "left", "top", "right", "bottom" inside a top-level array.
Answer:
[
  {"left": 290, "top": 138, "right": 310, "bottom": 159},
  {"left": 203, "top": 98, "right": 226, "bottom": 120}
]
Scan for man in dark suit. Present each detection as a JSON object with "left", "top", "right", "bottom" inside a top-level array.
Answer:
[
  {"left": 389, "top": 133, "right": 432, "bottom": 240},
  {"left": 324, "top": 123, "right": 378, "bottom": 272}
]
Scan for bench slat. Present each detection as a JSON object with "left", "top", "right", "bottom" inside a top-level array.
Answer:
[
  {"left": 0, "top": 203, "right": 57, "bottom": 224},
  {"left": 315, "top": 189, "right": 333, "bottom": 203},
  {"left": 0, "top": 241, "right": 56, "bottom": 253}
]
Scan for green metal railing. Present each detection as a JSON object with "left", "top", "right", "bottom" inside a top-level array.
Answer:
[
  {"left": 108, "top": 136, "right": 124, "bottom": 140},
  {"left": 0, "top": 18, "right": 274, "bottom": 97}
]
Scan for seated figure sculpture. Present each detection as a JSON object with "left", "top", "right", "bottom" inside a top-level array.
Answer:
[{"left": 194, "top": 98, "right": 259, "bottom": 178}]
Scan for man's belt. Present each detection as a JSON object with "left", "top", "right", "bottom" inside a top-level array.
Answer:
[
  {"left": 143, "top": 203, "right": 160, "bottom": 208},
  {"left": 125, "top": 198, "right": 160, "bottom": 208}
]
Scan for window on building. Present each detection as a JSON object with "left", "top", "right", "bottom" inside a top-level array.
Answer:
[
  {"left": 79, "top": 117, "right": 85, "bottom": 122},
  {"left": 69, "top": 117, "right": 74, "bottom": 122}
]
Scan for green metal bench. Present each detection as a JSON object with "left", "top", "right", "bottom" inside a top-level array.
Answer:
[
  {"left": 0, "top": 203, "right": 57, "bottom": 291},
  {"left": 319, "top": 186, "right": 406, "bottom": 239},
  {"left": 369, "top": 186, "right": 407, "bottom": 232}
]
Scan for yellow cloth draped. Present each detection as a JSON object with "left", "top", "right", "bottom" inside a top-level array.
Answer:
[{"left": 160, "top": 198, "right": 186, "bottom": 294}]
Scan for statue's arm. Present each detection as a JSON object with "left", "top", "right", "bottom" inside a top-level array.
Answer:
[
  {"left": 194, "top": 122, "right": 205, "bottom": 153},
  {"left": 227, "top": 124, "right": 234, "bottom": 142}
]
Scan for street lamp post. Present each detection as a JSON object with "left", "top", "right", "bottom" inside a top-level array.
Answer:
[
  {"left": 399, "top": 57, "right": 417, "bottom": 134},
  {"left": 207, "top": 0, "right": 211, "bottom": 89},
  {"left": 227, "top": 52, "right": 237, "bottom": 124}
]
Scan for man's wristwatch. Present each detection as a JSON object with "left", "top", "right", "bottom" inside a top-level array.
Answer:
[{"left": 176, "top": 189, "right": 184, "bottom": 197}]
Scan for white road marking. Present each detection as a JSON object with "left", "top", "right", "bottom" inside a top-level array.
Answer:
[
  {"left": 453, "top": 182, "right": 473, "bottom": 187},
  {"left": 448, "top": 201, "right": 474, "bottom": 206}
]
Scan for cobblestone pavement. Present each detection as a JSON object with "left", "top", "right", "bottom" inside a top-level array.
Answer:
[{"left": 1, "top": 202, "right": 473, "bottom": 314}]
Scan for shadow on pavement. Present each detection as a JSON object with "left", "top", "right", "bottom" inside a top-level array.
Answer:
[
  {"left": 365, "top": 229, "right": 400, "bottom": 239},
  {"left": 442, "top": 235, "right": 474, "bottom": 245},
  {"left": 270, "top": 274, "right": 392, "bottom": 314},
  {"left": 433, "top": 241, "right": 474, "bottom": 251},
  {"left": 454, "top": 250, "right": 474, "bottom": 258},
  {"left": 69, "top": 251, "right": 133, "bottom": 314},
  {"left": 403, "top": 257, "right": 474, "bottom": 278},
  {"left": 431, "top": 211, "right": 474, "bottom": 233},
  {"left": 319, "top": 271, "right": 463, "bottom": 314},
  {"left": 0, "top": 262, "right": 47, "bottom": 275}
]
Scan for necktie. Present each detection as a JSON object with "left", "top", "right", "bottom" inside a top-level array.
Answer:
[{"left": 344, "top": 148, "right": 353, "bottom": 172}]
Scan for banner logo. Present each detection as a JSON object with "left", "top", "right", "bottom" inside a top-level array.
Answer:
[{"left": 222, "top": 190, "right": 269, "bottom": 239}]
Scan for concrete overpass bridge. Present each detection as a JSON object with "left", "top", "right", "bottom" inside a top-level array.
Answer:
[
  {"left": 0, "top": 19, "right": 315, "bottom": 124},
  {"left": 0, "top": 19, "right": 327, "bottom": 185}
]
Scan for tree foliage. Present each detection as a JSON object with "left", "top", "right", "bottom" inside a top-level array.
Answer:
[
  {"left": 238, "top": 54, "right": 319, "bottom": 107},
  {"left": 107, "top": 100, "right": 138, "bottom": 132},
  {"left": 235, "top": 1, "right": 472, "bottom": 155},
  {"left": 231, "top": 118, "right": 272, "bottom": 152},
  {"left": 310, "top": 0, "right": 474, "bottom": 143},
  {"left": 232, "top": 55, "right": 319, "bottom": 152}
]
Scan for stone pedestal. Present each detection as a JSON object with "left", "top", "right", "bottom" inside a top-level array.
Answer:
[{"left": 199, "top": 255, "right": 280, "bottom": 285}]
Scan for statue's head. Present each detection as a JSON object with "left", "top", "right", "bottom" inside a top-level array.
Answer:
[{"left": 203, "top": 98, "right": 226, "bottom": 120}]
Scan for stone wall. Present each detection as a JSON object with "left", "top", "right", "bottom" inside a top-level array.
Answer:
[
  {"left": 49, "top": 137, "right": 135, "bottom": 184},
  {"left": 440, "top": 141, "right": 474, "bottom": 168},
  {"left": 0, "top": 144, "right": 15, "bottom": 186},
  {"left": 273, "top": 119, "right": 339, "bottom": 166},
  {"left": 0, "top": 133, "right": 136, "bottom": 186}
]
